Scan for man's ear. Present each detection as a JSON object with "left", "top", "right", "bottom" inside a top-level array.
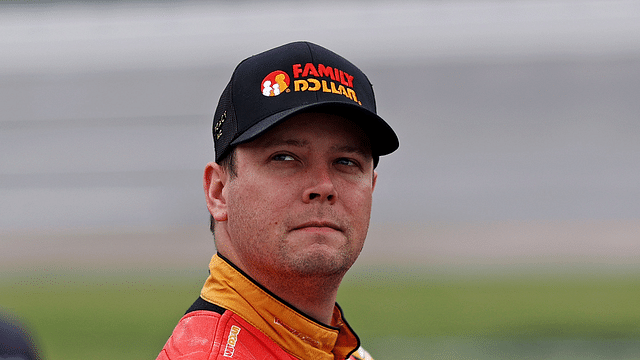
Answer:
[{"left": 204, "top": 162, "right": 228, "bottom": 222}]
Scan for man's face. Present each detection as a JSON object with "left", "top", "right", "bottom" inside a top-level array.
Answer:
[{"left": 220, "top": 113, "right": 377, "bottom": 279}]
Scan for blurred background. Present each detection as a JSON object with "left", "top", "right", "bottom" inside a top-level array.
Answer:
[{"left": 1, "top": 1, "right": 639, "bottom": 359}]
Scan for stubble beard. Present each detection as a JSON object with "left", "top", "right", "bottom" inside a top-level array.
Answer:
[{"left": 276, "top": 232, "right": 364, "bottom": 279}]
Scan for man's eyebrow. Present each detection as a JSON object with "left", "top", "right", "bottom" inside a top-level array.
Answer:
[
  {"left": 331, "top": 145, "right": 371, "bottom": 158},
  {"left": 260, "top": 139, "right": 370, "bottom": 157},
  {"left": 260, "top": 138, "right": 309, "bottom": 148}
]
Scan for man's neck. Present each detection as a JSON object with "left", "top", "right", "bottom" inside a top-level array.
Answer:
[{"left": 250, "top": 270, "right": 344, "bottom": 324}]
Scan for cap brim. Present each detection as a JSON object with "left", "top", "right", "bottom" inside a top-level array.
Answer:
[{"left": 230, "top": 102, "right": 399, "bottom": 158}]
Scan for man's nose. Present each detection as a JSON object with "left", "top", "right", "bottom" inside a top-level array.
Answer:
[{"left": 302, "top": 165, "right": 337, "bottom": 204}]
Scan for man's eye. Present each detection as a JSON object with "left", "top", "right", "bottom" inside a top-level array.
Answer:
[
  {"left": 273, "top": 154, "right": 295, "bottom": 161},
  {"left": 336, "top": 158, "right": 356, "bottom": 167}
]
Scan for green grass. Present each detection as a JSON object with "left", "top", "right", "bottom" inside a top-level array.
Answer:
[
  {"left": 1, "top": 266, "right": 639, "bottom": 359},
  {"left": 338, "top": 269, "right": 640, "bottom": 339}
]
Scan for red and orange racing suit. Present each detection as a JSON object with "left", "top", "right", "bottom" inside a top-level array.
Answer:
[{"left": 157, "top": 254, "right": 373, "bottom": 360}]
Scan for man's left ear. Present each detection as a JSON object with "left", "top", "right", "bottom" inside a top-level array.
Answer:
[{"left": 203, "top": 162, "right": 228, "bottom": 222}]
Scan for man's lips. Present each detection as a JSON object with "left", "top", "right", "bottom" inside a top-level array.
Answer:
[{"left": 291, "top": 221, "right": 343, "bottom": 232}]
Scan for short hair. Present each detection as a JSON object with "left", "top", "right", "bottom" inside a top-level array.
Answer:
[{"left": 209, "top": 148, "right": 237, "bottom": 235}]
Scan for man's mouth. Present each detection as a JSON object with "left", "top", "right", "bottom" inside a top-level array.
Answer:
[{"left": 292, "top": 221, "right": 342, "bottom": 232}]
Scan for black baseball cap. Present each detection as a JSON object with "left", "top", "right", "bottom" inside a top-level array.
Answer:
[{"left": 212, "top": 41, "right": 399, "bottom": 165}]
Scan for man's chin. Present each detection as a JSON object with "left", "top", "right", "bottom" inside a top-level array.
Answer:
[{"left": 285, "top": 247, "right": 355, "bottom": 277}]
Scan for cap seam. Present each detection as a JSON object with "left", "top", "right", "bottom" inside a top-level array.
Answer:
[{"left": 302, "top": 41, "right": 320, "bottom": 104}]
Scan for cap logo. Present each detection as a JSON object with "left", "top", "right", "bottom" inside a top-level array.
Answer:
[
  {"left": 260, "top": 64, "right": 362, "bottom": 105},
  {"left": 214, "top": 111, "right": 226, "bottom": 139},
  {"left": 261, "top": 70, "right": 290, "bottom": 97}
]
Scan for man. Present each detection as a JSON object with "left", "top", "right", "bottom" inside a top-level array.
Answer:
[{"left": 157, "top": 41, "right": 399, "bottom": 360}]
